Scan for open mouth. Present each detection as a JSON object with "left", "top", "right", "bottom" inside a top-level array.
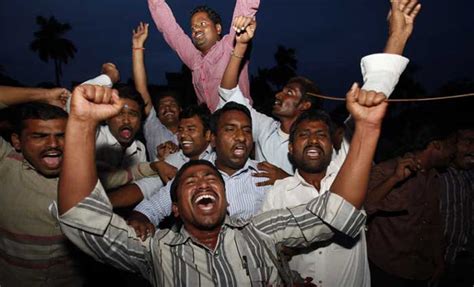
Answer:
[
  {"left": 194, "top": 32, "right": 204, "bottom": 39},
  {"left": 232, "top": 144, "right": 247, "bottom": 157},
  {"left": 41, "top": 151, "right": 63, "bottom": 167},
  {"left": 119, "top": 127, "right": 133, "bottom": 139},
  {"left": 274, "top": 99, "right": 282, "bottom": 107},
  {"left": 304, "top": 146, "right": 323, "bottom": 159},
  {"left": 181, "top": 140, "right": 193, "bottom": 149},
  {"left": 193, "top": 193, "right": 217, "bottom": 211}
]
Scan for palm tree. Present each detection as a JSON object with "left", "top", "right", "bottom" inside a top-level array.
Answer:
[{"left": 30, "top": 16, "right": 77, "bottom": 86}]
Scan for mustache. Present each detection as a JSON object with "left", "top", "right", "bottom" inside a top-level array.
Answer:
[{"left": 40, "top": 147, "right": 63, "bottom": 157}]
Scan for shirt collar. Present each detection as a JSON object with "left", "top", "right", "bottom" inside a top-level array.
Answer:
[{"left": 277, "top": 128, "right": 289, "bottom": 140}]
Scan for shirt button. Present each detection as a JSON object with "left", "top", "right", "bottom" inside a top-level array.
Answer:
[{"left": 319, "top": 251, "right": 322, "bottom": 255}]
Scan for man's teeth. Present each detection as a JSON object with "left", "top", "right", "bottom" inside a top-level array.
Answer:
[
  {"left": 182, "top": 141, "right": 193, "bottom": 147},
  {"left": 306, "top": 148, "right": 321, "bottom": 156},
  {"left": 196, "top": 194, "right": 216, "bottom": 204}
]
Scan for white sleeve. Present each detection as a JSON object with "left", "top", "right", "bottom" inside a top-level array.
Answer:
[
  {"left": 66, "top": 75, "right": 113, "bottom": 113},
  {"left": 361, "top": 53, "right": 409, "bottom": 98}
]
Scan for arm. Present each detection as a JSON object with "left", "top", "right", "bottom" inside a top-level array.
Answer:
[
  {"left": 132, "top": 22, "right": 153, "bottom": 116},
  {"left": 384, "top": 0, "right": 421, "bottom": 55},
  {"left": 147, "top": 0, "right": 200, "bottom": 67},
  {"left": 330, "top": 84, "right": 388, "bottom": 209},
  {"left": 366, "top": 154, "right": 420, "bottom": 205},
  {"left": 98, "top": 162, "right": 158, "bottom": 190},
  {"left": 0, "top": 86, "right": 70, "bottom": 109}
]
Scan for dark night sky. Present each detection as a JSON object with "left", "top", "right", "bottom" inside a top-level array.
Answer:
[{"left": 1, "top": 0, "right": 473, "bottom": 98}]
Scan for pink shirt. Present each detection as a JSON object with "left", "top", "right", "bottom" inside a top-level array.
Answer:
[{"left": 148, "top": 0, "right": 259, "bottom": 111}]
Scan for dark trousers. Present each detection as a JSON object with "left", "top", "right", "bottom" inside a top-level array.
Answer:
[{"left": 369, "top": 260, "right": 430, "bottom": 287}]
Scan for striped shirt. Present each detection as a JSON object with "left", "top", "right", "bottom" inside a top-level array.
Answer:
[
  {"left": 56, "top": 180, "right": 365, "bottom": 286},
  {"left": 0, "top": 137, "right": 85, "bottom": 286},
  {"left": 440, "top": 166, "right": 473, "bottom": 264},
  {"left": 134, "top": 156, "right": 269, "bottom": 225}
]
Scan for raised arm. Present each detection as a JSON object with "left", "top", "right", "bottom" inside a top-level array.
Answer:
[
  {"left": 0, "top": 86, "right": 70, "bottom": 109},
  {"left": 58, "top": 85, "right": 123, "bottom": 214},
  {"left": 384, "top": 0, "right": 421, "bottom": 55},
  {"left": 132, "top": 22, "right": 153, "bottom": 116},
  {"left": 330, "top": 84, "right": 388, "bottom": 209},
  {"left": 221, "top": 16, "right": 256, "bottom": 89},
  {"left": 229, "top": 0, "right": 260, "bottom": 36},
  {"left": 148, "top": 0, "right": 200, "bottom": 67}
]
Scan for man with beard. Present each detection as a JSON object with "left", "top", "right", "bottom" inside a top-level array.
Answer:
[
  {"left": 146, "top": 0, "right": 258, "bottom": 111},
  {"left": 55, "top": 78, "right": 387, "bottom": 286},
  {"left": 260, "top": 109, "right": 371, "bottom": 286},
  {"left": 125, "top": 102, "right": 271, "bottom": 238},
  {"left": 0, "top": 101, "right": 86, "bottom": 286}
]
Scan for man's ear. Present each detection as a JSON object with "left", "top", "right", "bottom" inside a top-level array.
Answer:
[
  {"left": 216, "top": 23, "right": 222, "bottom": 35},
  {"left": 172, "top": 203, "right": 180, "bottom": 218},
  {"left": 288, "top": 142, "right": 294, "bottom": 156},
  {"left": 11, "top": 133, "right": 21, "bottom": 151},
  {"left": 211, "top": 133, "right": 216, "bottom": 148},
  {"left": 299, "top": 100, "right": 312, "bottom": 112},
  {"left": 205, "top": 130, "right": 212, "bottom": 142}
]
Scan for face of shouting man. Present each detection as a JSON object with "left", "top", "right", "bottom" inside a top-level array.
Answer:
[
  {"left": 212, "top": 109, "right": 253, "bottom": 176},
  {"left": 172, "top": 162, "right": 227, "bottom": 232},
  {"left": 106, "top": 98, "right": 141, "bottom": 148},
  {"left": 289, "top": 119, "right": 333, "bottom": 174},
  {"left": 178, "top": 115, "right": 211, "bottom": 160},
  {"left": 12, "top": 118, "right": 67, "bottom": 178}
]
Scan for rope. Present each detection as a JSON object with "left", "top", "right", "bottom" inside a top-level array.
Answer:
[{"left": 306, "top": 92, "right": 474, "bottom": 102}]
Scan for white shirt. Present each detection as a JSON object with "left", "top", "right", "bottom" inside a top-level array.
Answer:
[
  {"left": 95, "top": 125, "right": 147, "bottom": 170},
  {"left": 218, "top": 53, "right": 409, "bottom": 175},
  {"left": 143, "top": 107, "right": 179, "bottom": 161},
  {"left": 260, "top": 170, "right": 370, "bottom": 287}
]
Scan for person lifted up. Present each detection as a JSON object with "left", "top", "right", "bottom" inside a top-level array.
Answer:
[{"left": 146, "top": 0, "right": 259, "bottom": 111}]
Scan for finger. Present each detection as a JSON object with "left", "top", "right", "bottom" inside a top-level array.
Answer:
[
  {"left": 255, "top": 179, "right": 273, "bottom": 187},
  {"left": 403, "top": 0, "right": 418, "bottom": 14},
  {"left": 399, "top": 0, "right": 409, "bottom": 11},
  {"left": 252, "top": 172, "right": 270, "bottom": 178},
  {"left": 364, "top": 91, "right": 377, "bottom": 106},
  {"left": 110, "top": 90, "right": 123, "bottom": 111},
  {"left": 409, "top": 3, "right": 421, "bottom": 19},
  {"left": 373, "top": 92, "right": 387, "bottom": 105},
  {"left": 345, "top": 82, "right": 359, "bottom": 104}
]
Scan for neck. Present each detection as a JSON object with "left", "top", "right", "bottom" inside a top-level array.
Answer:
[
  {"left": 298, "top": 169, "right": 326, "bottom": 190},
  {"left": 166, "top": 123, "right": 179, "bottom": 134},
  {"left": 184, "top": 223, "right": 221, "bottom": 250},
  {"left": 215, "top": 159, "right": 240, "bottom": 176},
  {"left": 413, "top": 150, "right": 433, "bottom": 171},
  {"left": 279, "top": 117, "right": 296, "bottom": 134}
]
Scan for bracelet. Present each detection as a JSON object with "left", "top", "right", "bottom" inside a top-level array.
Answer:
[
  {"left": 133, "top": 47, "right": 145, "bottom": 50},
  {"left": 231, "top": 50, "right": 244, "bottom": 59}
]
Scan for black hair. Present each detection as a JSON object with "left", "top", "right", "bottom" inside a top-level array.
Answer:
[
  {"left": 190, "top": 5, "right": 222, "bottom": 26},
  {"left": 13, "top": 102, "right": 68, "bottom": 134},
  {"left": 287, "top": 76, "right": 322, "bottom": 110},
  {"left": 180, "top": 104, "right": 211, "bottom": 132},
  {"left": 209, "top": 102, "right": 252, "bottom": 135},
  {"left": 170, "top": 160, "right": 225, "bottom": 203},
  {"left": 403, "top": 120, "right": 454, "bottom": 152},
  {"left": 289, "top": 109, "right": 334, "bottom": 144},
  {"left": 114, "top": 84, "right": 145, "bottom": 116}
]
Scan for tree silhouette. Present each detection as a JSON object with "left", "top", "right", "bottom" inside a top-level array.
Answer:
[{"left": 30, "top": 16, "right": 77, "bottom": 86}]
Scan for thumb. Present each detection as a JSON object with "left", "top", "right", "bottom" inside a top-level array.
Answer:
[{"left": 346, "top": 82, "right": 359, "bottom": 103}]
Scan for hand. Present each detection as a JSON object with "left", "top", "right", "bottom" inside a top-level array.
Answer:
[
  {"left": 392, "top": 153, "right": 421, "bottom": 182},
  {"left": 126, "top": 211, "right": 156, "bottom": 241},
  {"left": 345, "top": 83, "right": 388, "bottom": 129},
  {"left": 150, "top": 160, "right": 178, "bottom": 184},
  {"left": 156, "top": 141, "right": 179, "bottom": 161},
  {"left": 252, "top": 161, "right": 290, "bottom": 186},
  {"left": 233, "top": 16, "right": 256, "bottom": 44},
  {"left": 387, "top": 0, "right": 421, "bottom": 39},
  {"left": 42, "top": 87, "right": 71, "bottom": 110},
  {"left": 101, "top": 62, "right": 120, "bottom": 84},
  {"left": 69, "top": 84, "right": 123, "bottom": 123},
  {"left": 132, "top": 22, "right": 149, "bottom": 48}
]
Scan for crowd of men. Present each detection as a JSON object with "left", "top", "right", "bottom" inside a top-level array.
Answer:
[{"left": 0, "top": 0, "right": 473, "bottom": 286}]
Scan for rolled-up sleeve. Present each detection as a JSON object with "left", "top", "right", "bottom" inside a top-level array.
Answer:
[{"left": 361, "top": 53, "right": 409, "bottom": 97}]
